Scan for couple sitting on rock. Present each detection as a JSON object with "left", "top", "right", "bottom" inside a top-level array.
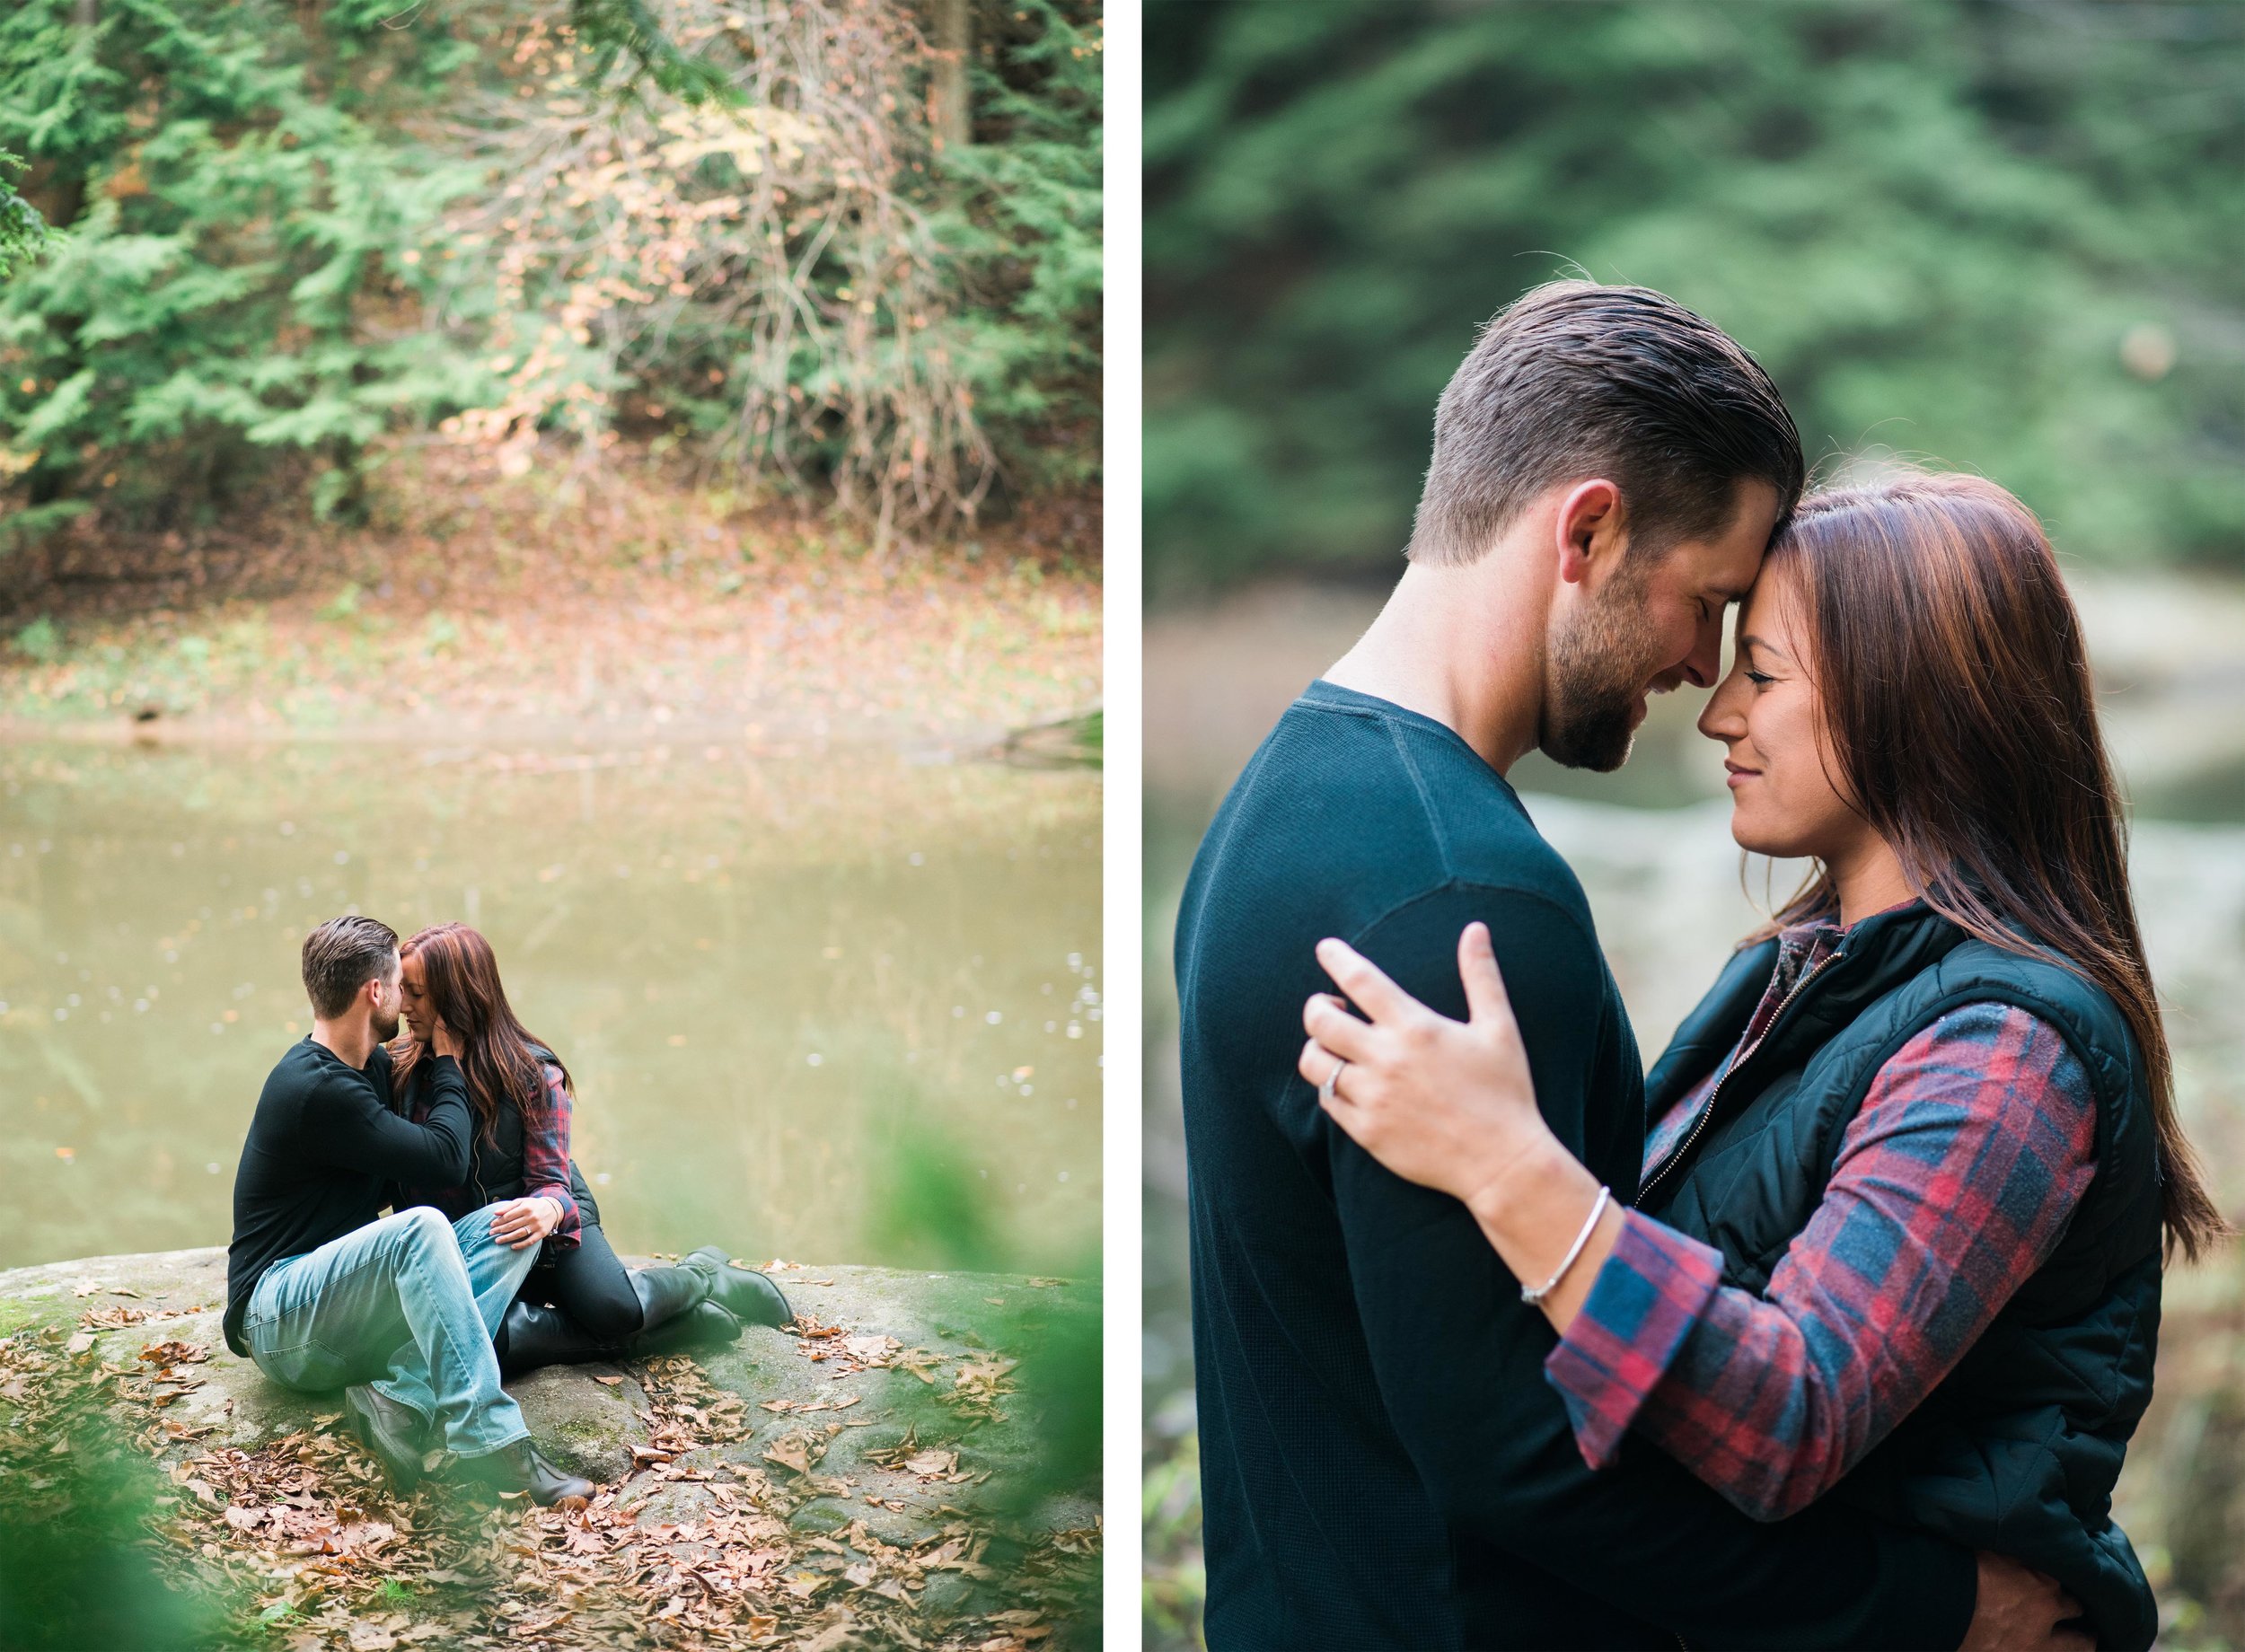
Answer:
[{"left": 222, "top": 914, "right": 794, "bottom": 1507}]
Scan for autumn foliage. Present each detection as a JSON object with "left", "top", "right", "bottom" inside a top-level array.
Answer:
[{"left": 0, "top": 0, "right": 1100, "bottom": 554}]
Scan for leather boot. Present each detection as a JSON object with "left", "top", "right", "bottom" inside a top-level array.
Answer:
[
  {"left": 497, "top": 1300, "right": 612, "bottom": 1382},
  {"left": 343, "top": 1384, "right": 433, "bottom": 1493},
  {"left": 496, "top": 1270, "right": 730, "bottom": 1382},
  {"left": 626, "top": 1263, "right": 712, "bottom": 1335},
  {"left": 453, "top": 1438, "right": 595, "bottom": 1507},
  {"left": 627, "top": 1299, "right": 743, "bottom": 1358},
  {"left": 682, "top": 1246, "right": 797, "bottom": 1330}
]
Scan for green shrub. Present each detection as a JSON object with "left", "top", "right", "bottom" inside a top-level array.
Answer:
[{"left": 0, "top": 0, "right": 1101, "bottom": 557}]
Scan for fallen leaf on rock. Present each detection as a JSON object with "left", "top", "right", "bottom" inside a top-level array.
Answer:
[
  {"left": 591, "top": 1374, "right": 622, "bottom": 1386},
  {"left": 762, "top": 1437, "right": 815, "bottom": 1477},
  {"left": 65, "top": 1331, "right": 94, "bottom": 1355}
]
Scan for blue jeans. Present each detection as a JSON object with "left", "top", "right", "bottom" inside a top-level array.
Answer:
[{"left": 242, "top": 1205, "right": 536, "bottom": 1459}]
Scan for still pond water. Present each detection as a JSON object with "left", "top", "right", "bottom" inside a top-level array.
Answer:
[{"left": 0, "top": 741, "right": 1101, "bottom": 1274}]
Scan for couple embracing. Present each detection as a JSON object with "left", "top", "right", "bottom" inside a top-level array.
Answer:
[
  {"left": 223, "top": 916, "right": 794, "bottom": 1507},
  {"left": 1179, "top": 282, "right": 2225, "bottom": 1650}
]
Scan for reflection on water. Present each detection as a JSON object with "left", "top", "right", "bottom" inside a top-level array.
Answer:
[{"left": 0, "top": 742, "right": 1101, "bottom": 1273}]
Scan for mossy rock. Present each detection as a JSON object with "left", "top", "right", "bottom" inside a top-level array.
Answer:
[{"left": 0, "top": 1247, "right": 1098, "bottom": 1555}]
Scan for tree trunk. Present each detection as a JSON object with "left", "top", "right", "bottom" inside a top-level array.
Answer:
[{"left": 931, "top": 0, "right": 971, "bottom": 154}]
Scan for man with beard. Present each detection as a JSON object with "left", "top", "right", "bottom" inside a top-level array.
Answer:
[
  {"left": 223, "top": 915, "right": 594, "bottom": 1506},
  {"left": 1175, "top": 283, "right": 2056, "bottom": 1648}
]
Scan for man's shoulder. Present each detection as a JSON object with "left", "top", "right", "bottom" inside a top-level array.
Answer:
[
  {"left": 271, "top": 1041, "right": 379, "bottom": 1112},
  {"left": 1201, "top": 689, "right": 1582, "bottom": 914}
]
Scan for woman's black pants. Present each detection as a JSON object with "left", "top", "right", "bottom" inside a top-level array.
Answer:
[{"left": 519, "top": 1221, "right": 645, "bottom": 1340}]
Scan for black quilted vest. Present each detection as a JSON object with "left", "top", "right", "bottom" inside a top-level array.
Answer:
[{"left": 1640, "top": 902, "right": 2162, "bottom": 1652}]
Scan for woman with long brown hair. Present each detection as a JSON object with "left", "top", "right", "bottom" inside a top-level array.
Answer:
[
  {"left": 1298, "top": 470, "right": 2224, "bottom": 1652},
  {"left": 390, "top": 923, "right": 794, "bottom": 1380}
]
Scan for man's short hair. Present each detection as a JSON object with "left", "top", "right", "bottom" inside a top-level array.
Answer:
[
  {"left": 1407, "top": 280, "right": 1804, "bottom": 566},
  {"left": 301, "top": 915, "right": 400, "bottom": 1020}
]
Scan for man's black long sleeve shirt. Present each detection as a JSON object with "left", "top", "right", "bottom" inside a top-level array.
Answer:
[{"left": 223, "top": 1039, "right": 472, "bottom": 1355}]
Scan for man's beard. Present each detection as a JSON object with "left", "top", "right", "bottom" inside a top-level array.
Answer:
[
  {"left": 372, "top": 1005, "right": 401, "bottom": 1042},
  {"left": 1540, "top": 568, "right": 1664, "bottom": 773}
]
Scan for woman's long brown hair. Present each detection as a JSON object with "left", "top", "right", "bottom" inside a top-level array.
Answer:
[
  {"left": 1759, "top": 470, "right": 2227, "bottom": 1262},
  {"left": 389, "top": 923, "right": 572, "bottom": 1154}
]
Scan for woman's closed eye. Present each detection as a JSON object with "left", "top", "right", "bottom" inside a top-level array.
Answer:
[{"left": 1744, "top": 669, "right": 1775, "bottom": 687}]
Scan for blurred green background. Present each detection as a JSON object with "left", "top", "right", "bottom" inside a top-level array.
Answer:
[
  {"left": 1146, "top": 0, "right": 2245, "bottom": 598},
  {"left": 1143, "top": 4, "right": 2245, "bottom": 1648}
]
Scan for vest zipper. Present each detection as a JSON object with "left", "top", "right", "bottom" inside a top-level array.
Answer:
[{"left": 1635, "top": 948, "right": 1845, "bottom": 1211}]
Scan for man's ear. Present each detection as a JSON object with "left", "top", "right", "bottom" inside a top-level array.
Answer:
[{"left": 1554, "top": 479, "right": 1624, "bottom": 587}]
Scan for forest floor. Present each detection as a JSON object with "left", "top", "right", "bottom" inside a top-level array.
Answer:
[
  {"left": 0, "top": 1248, "right": 1098, "bottom": 1652},
  {"left": 0, "top": 444, "right": 1102, "bottom": 756}
]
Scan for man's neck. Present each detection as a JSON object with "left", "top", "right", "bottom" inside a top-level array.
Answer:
[
  {"left": 1321, "top": 558, "right": 1545, "bottom": 772},
  {"left": 311, "top": 1014, "right": 378, "bottom": 1071}
]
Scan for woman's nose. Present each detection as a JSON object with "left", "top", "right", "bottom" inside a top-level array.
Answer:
[{"left": 1698, "top": 677, "right": 1746, "bottom": 741}]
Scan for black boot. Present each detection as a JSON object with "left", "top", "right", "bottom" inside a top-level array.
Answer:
[
  {"left": 627, "top": 1299, "right": 744, "bottom": 1358},
  {"left": 497, "top": 1300, "right": 613, "bottom": 1382},
  {"left": 453, "top": 1438, "right": 595, "bottom": 1507},
  {"left": 682, "top": 1246, "right": 796, "bottom": 1330},
  {"left": 617, "top": 1264, "right": 740, "bottom": 1358},
  {"left": 343, "top": 1384, "right": 433, "bottom": 1493},
  {"left": 626, "top": 1262, "right": 712, "bottom": 1334}
]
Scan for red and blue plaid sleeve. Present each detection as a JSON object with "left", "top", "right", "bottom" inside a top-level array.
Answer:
[
  {"left": 1544, "top": 1001, "right": 2096, "bottom": 1520},
  {"left": 524, "top": 1062, "right": 581, "bottom": 1247}
]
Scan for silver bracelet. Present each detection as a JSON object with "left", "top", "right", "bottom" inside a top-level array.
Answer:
[{"left": 1519, "top": 1185, "right": 1613, "bottom": 1306}]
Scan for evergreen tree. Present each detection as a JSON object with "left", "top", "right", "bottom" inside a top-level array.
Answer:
[{"left": 1148, "top": 0, "right": 2245, "bottom": 592}]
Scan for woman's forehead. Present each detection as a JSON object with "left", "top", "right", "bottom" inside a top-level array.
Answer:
[{"left": 1739, "top": 560, "right": 1806, "bottom": 640}]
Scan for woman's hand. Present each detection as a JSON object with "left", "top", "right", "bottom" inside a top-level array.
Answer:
[
  {"left": 491, "top": 1196, "right": 563, "bottom": 1250},
  {"left": 1297, "top": 921, "right": 1554, "bottom": 1213},
  {"left": 1298, "top": 920, "right": 1623, "bottom": 1331},
  {"left": 428, "top": 1019, "right": 462, "bottom": 1060}
]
